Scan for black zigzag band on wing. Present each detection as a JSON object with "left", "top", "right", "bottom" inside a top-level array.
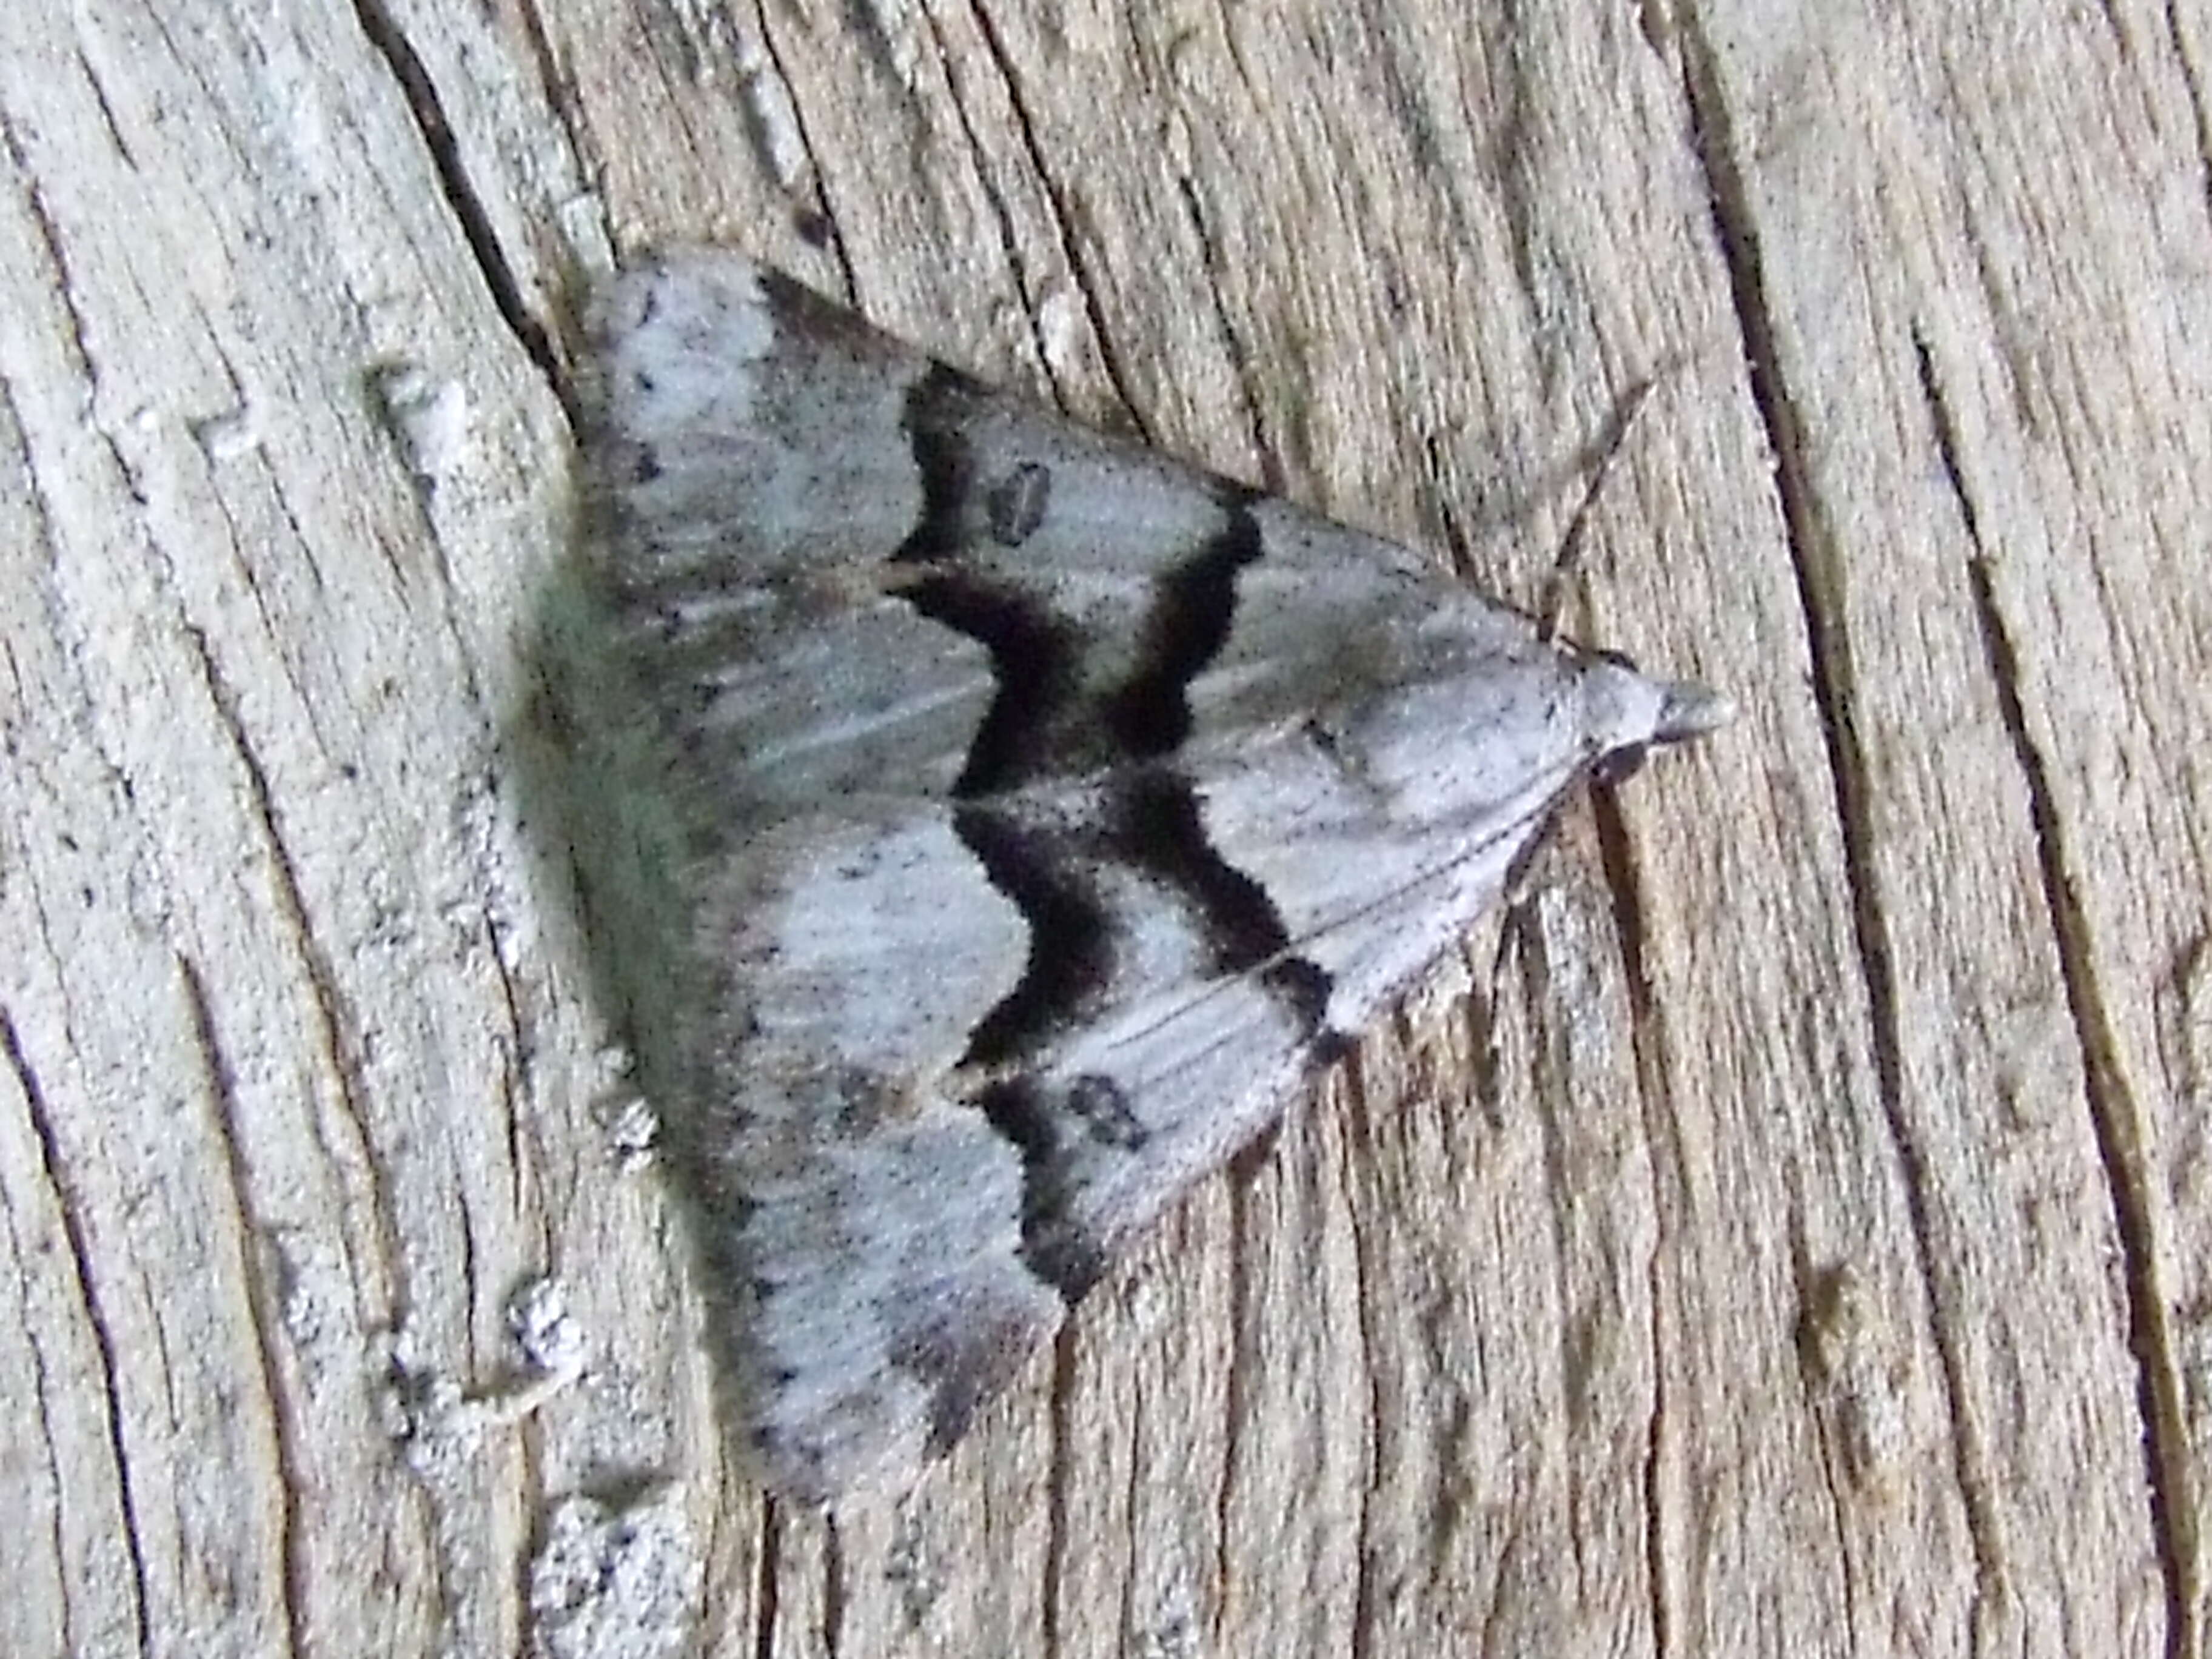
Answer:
[
  {"left": 893, "top": 365, "right": 1269, "bottom": 789},
  {"left": 1102, "top": 501, "right": 1262, "bottom": 756},
  {"left": 951, "top": 767, "right": 1337, "bottom": 1071},
  {"left": 975, "top": 1074, "right": 1115, "bottom": 1298},
  {"left": 893, "top": 367, "right": 1332, "bottom": 1032},
  {"left": 951, "top": 805, "right": 1115, "bottom": 1067},
  {"left": 898, "top": 574, "right": 1086, "bottom": 794},
  {"left": 960, "top": 779, "right": 1345, "bottom": 1298},
  {"left": 1104, "top": 771, "right": 1335, "bottom": 1033}
]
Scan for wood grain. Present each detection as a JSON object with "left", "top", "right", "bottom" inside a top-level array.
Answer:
[{"left": 1, "top": 1, "right": 2204, "bottom": 1654}]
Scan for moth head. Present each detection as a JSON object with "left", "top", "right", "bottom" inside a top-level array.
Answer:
[
  {"left": 1583, "top": 652, "right": 1732, "bottom": 783},
  {"left": 1302, "top": 645, "right": 1726, "bottom": 830},
  {"left": 1594, "top": 669, "right": 1729, "bottom": 784}
]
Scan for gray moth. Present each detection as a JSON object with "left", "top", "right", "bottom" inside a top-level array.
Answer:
[{"left": 575, "top": 247, "right": 1724, "bottom": 1503}]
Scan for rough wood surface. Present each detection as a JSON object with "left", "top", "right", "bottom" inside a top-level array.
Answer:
[{"left": 3, "top": 2, "right": 2205, "bottom": 1655}]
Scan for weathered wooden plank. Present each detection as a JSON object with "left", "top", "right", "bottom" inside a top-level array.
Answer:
[{"left": 0, "top": 1, "right": 2201, "bottom": 1654}]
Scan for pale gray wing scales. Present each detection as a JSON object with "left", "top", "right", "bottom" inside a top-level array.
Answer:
[
  {"left": 586, "top": 251, "right": 1555, "bottom": 805},
  {"left": 576, "top": 247, "right": 1722, "bottom": 1502},
  {"left": 940, "top": 734, "right": 1569, "bottom": 1276},
  {"left": 672, "top": 806, "right": 1058, "bottom": 1501},
  {"left": 943, "top": 641, "right": 1700, "bottom": 1276}
]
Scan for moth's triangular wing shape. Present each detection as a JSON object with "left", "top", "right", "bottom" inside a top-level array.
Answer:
[{"left": 577, "top": 249, "right": 1722, "bottom": 1501}]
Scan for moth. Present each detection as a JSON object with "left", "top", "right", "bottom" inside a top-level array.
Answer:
[{"left": 575, "top": 247, "right": 1724, "bottom": 1502}]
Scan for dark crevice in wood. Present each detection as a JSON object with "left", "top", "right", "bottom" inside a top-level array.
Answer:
[
  {"left": 1042, "top": 1314, "right": 1078, "bottom": 1657},
  {"left": 821, "top": 1512, "right": 847, "bottom": 1659},
  {"left": 1640, "top": 1245, "right": 1672, "bottom": 1655},
  {"left": 176, "top": 951, "right": 313, "bottom": 1659},
  {"left": 1678, "top": 13, "right": 2011, "bottom": 1615},
  {"left": 3, "top": 1007, "right": 154, "bottom": 1656},
  {"left": 2159, "top": 2, "right": 2212, "bottom": 238},
  {"left": 1934, "top": 330, "right": 2195, "bottom": 1655},
  {"left": 352, "top": 0, "right": 560, "bottom": 393},
  {"left": 741, "top": 3, "right": 852, "bottom": 281},
  {"left": 917, "top": 4, "right": 1062, "bottom": 401},
  {"left": 1171, "top": 173, "right": 1284, "bottom": 495},
  {"left": 180, "top": 622, "right": 408, "bottom": 1322},
  {"left": 749, "top": 1499, "right": 780, "bottom": 1659},
  {"left": 966, "top": 0, "right": 1153, "bottom": 443}
]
